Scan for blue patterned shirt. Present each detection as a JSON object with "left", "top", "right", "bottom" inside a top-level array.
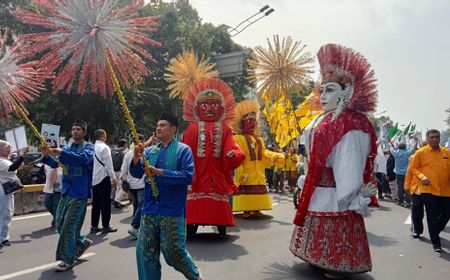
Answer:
[
  {"left": 42, "top": 141, "right": 94, "bottom": 199},
  {"left": 129, "top": 141, "right": 194, "bottom": 217}
]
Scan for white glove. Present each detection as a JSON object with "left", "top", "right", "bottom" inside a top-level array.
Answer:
[{"left": 359, "top": 182, "right": 377, "bottom": 198}]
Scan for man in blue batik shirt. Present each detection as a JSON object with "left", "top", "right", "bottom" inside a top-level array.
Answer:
[
  {"left": 130, "top": 112, "right": 202, "bottom": 280},
  {"left": 41, "top": 119, "right": 94, "bottom": 272},
  {"left": 391, "top": 142, "right": 417, "bottom": 207}
]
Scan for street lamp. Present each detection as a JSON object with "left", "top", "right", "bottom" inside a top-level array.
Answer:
[{"left": 228, "top": 5, "right": 275, "bottom": 37}]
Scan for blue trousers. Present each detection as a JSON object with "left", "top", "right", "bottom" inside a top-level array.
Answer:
[
  {"left": 136, "top": 214, "right": 200, "bottom": 280},
  {"left": 55, "top": 195, "right": 87, "bottom": 264}
]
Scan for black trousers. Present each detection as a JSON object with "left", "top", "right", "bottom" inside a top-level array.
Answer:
[
  {"left": 375, "top": 173, "right": 389, "bottom": 198},
  {"left": 438, "top": 196, "right": 450, "bottom": 232},
  {"left": 411, "top": 194, "right": 425, "bottom": 234},
  {"left": 397, "top": 175, "right": 410, "bottom": 204},
  {"left": 91, "top": 176, "right": 112, "bottom": 228},
  {"left": 413, "top": 193, "right": 441, "bottom": 246}
]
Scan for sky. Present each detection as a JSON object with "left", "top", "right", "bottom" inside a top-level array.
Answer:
[{"left": 185, "top": 0, "right": 449, "bottom": 133}]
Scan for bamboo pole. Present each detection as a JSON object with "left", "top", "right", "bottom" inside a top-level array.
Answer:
[{"left": 104, "top": 55, "right": 158, "bottom": 198}]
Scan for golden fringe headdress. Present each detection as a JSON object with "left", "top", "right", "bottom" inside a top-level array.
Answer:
[
  {"left": 164, "top": 50, "right": 219, "bottom": 99},
  {"left": 231, "top": 99, "right": 261, "bottom": 135}
]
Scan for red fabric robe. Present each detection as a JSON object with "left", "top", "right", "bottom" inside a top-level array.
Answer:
[{"left": 183, "top": 122, "right": 245, "bottom": 226}]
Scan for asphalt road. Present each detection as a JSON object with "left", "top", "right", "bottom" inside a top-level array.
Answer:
[{"left": 0, "top": 192, "right": 449, "bottom": 280}]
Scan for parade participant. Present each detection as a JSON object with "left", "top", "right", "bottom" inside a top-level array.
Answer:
[
  {"left": 41, "top": 119, "right": 94, "bottom": 272},
  {"left": 130, "top": 112, "right": 202, "bottom": 280},
  {"left": 289, "top": 44, "right": 378, "bottom": 278},
  {"left": 182, "top": 78, "right": 244, "bottom": 237},
  {"left": 409, "top": 130, "right": 450, "bottom": 252},
  {"left": 231, "top": 100, "right": 283, "bottom": 218},
  {"left": 0, "top": 142, "right": 29, "bottom": 249}
]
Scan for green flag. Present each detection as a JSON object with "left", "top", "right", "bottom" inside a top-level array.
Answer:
[
  {"left": 388, "top": 123, "right": 399, "bottom": 138},
  {"left": 403, "top": 122, "right": 412, "bottom": 136}
]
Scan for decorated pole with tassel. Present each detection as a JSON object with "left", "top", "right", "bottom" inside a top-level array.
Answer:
[{"left": 105, "top": 55, "right": 159, "bottom": 199}]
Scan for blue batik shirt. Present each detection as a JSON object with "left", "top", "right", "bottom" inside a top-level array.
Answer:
[
  {"left": 42, "top": 141, "right": 94, "bottom": 199},
  {"left": 390, "top": 147, "right": 415, "bottom": 175},
  {"left": 129, "top": 141, "right": 194, "bottom": 217}
]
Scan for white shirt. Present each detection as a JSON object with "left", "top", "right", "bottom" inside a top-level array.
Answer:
[
  {"left": 43, "top": 166, "right": 63, "bottom": 194},
  {"left": 374, "top": 146, "right": 387, "bottom": 175},
  {"left": 0, "top": 157, "right": 19, "bottom": 195},
  {"left": 303, "top": 114, "right": 372, "bottom": 217},
  {"left": 92, "top": 140, "right": 116, "bottom": 186},
  {"left": 120, "top": 149, "right": 145, "bottom": 190}
]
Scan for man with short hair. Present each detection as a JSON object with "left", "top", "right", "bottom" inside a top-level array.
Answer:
[
  {"left": 409, "top": 129, "right": 450, "bottom": 252},
  {"left": 41, "top": 119, "right": 94, "bottom": 271},
  {"left": 91, "top": 129, "right": 118, "bottom": 234},
  {"left": 391, "top": 142, "right": 416, "bottom": 207},
  {"left": 130, "top": 112, "right": 202, "bottom": 280}
]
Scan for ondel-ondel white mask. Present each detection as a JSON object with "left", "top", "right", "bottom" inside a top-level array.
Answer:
[{"left": 319, "top": 81, "right": 349, "bottom": 112}]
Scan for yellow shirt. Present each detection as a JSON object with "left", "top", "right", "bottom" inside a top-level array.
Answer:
[
  {"left": 285, "top": 153, "right": 299, "bottom": 172},
  {"left": 409, "top": 145, "right": 450, "bottom": 197},
  {"left": 404, "top": 155, "right": 419, "bottom": 194},
  {"left": 234, "top": 134, "right": 284, "bottom": 185}
]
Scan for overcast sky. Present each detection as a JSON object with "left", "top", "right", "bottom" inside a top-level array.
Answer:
[{"left": 185, "top": 0, "right": 449, "bottom": 133}]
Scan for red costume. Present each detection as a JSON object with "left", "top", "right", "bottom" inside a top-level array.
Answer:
[{"left": 182, "top": 78, "right": 244, "bottom": 235}]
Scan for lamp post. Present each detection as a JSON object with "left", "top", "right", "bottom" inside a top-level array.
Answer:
[{"left": 228, "top": 5, "right": 275, "bottom": 37}]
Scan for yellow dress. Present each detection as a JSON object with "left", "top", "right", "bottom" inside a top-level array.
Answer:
[{"left": 232, "top": 134, "right": 284, "bottom": 211}]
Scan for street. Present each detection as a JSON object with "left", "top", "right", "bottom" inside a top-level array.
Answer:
[{"left": 0, "top": 192, "right": 449, "bottom": 280}]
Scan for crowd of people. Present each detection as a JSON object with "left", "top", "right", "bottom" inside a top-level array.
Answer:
[{"left": 0, "top": 43, "right": 449, "bottom": 280}]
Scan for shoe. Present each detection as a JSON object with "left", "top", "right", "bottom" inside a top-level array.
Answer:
[
  {"left": 433, "top": 244, "right": 443, "bottom": 253},
  {"left": 1, "top": 240, "right": 11, "bottom": 246},
  {"left": 75, "top": 239, "right": 92, "bottom": 259},
  {"left": 112, "top": 201, "right": 123, "bottom": 209},
  {"left": 412, "top": 233, "right": 421, "bottom": 239},
  {"left": 55, "top": 262, "right": 73, "bottom": 272},
  {"left": 242, "top": 212, "right": 251, "bottom": 218},
  {"left": 251, "top": 211, "right": 263, "bottom": 216},
  {"left": 90, "top": 227, "right": 101, "bottom": 234},
  {"left": 127, "top": 227, "right": 138, "bottom": 239},
  {"left": 101, "top": 226, "right": 118, "bottom": 234}
]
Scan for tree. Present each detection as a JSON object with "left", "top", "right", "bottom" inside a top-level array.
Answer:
[{"left": 1, "top": 0, "right": 253, "bottom": 142}]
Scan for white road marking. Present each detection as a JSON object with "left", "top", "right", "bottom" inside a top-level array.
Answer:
[
  {"left": 13, "top": 206, "right": 93, "bottom": 221},
  {"left": 0, "top": 253, "right": 96, "bottom": 280},
  {"left": 12, "top": 213, "right": 51, "bottom": 221},
  {"left": 404, "top": 214, "right": 411, "bottom": 225}
]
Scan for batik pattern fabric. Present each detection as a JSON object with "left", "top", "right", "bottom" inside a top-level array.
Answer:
[
  {"left": 136, "top": 214, "right": 200, "bottom": 280},
  {"left": 55, "top": 195, "right": 87, "bottom": 265},
  {"left": 289, "top": 211, "right": 372, "bottom": 274}
]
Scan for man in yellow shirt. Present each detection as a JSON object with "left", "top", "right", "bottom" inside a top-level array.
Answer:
[
  {"left": 409, "top": 129, "right": 450, "bottom": 252},
  {"left": 284, "top": 147, "right": 299, "bottom": 192}
]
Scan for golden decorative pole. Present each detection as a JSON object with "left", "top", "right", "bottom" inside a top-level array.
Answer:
[
  {"left": 105, "top": 55, "right": 158, "bottom": 198},
  {"left": 9, "top": 96, "right": 46, "bottom": 145}
]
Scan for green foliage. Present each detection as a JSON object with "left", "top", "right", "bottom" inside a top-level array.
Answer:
[{"left": 1, "top": 0, "right": 253, "bottom": 142}]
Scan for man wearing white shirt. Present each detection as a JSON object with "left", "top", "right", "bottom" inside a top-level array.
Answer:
[
  {"left": 91, "top": 129, "right": 118, "bottom": 234},
  {"left": 374, "top": 144, "right": 388, "bottom": 200}
]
